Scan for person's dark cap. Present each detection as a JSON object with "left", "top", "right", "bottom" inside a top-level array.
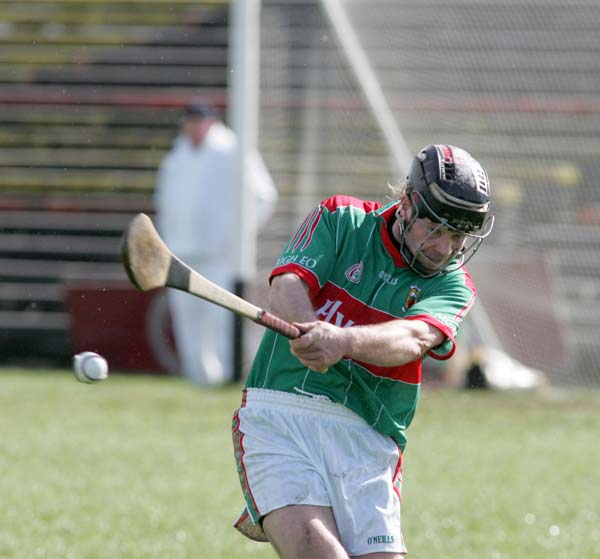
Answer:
[{"left": 183, "top": 101, "right": 217, "bottom": 119}]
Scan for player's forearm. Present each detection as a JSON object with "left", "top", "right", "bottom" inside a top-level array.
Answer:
[
  {"left": 342, "top": 319, "right": 440, "bottom": 367},
  {"left": 268, "top": 273, "right": 317, "bottom": 323}
]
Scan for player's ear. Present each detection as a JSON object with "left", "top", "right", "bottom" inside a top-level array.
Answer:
[{"left": 397, "top": 194, "right": 412, "bottom": 221}]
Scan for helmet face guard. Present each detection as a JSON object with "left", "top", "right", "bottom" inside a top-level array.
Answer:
[
  {"left": 398, "top": 191, "right": 494, "bottom": 278},
  {"left": 398, "top": 144, "right": 494, "bottom": 278}
]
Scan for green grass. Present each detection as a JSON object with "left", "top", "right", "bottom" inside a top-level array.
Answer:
[{"left": 1, "top": 369, "right": 599, "bottom": 559}]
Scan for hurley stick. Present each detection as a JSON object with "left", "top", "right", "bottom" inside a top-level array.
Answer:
[{"left": 121, "top": 213, "right": 301, "bottom": 339}]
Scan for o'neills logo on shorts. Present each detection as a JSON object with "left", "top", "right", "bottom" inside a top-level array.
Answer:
[{"left": 367, "top": 535, "right": 395, "bottom": 545}]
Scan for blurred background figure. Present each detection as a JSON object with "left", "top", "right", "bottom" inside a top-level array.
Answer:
[{"left": 154, "top": 101, "right": 278, "bottom": 385}]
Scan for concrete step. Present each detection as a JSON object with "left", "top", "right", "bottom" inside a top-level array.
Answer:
[
  {"left": 0, "top": 258, "right": 125, "bottom": 283},
  {"left": 0, "top": 234, "right": 121, "bottom": 262}
]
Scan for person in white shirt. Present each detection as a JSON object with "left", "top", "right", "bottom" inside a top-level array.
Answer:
[{"left": 154, "top": 101, "right": 278, "bottom": 384}]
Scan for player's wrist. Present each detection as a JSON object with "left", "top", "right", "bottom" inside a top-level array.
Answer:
[{"left": 341, "top": 327, "right": 358, "bottom": 358}]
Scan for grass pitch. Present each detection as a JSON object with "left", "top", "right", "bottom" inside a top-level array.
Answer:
[{"left": 1, "top": 368, "right": 599, "bottom": 559}]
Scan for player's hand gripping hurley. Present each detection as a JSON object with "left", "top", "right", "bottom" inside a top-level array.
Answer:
[{"left": 121, "top": 213, "right": 301, "bottom": 339}]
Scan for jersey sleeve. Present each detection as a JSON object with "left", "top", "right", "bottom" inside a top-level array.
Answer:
[
  {"left": 402, "top": 271, "right": 477, "bottom": 360},
  {"left": 269, "top": 196, "right": 380, "bottom": 298},
  {"left": 269, "top": 200, "right": 338, "bottom": 297}
]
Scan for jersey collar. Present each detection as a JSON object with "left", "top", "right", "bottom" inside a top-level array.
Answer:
[{"left": 380, "top": 202, "right": 408, "bottom": 268}]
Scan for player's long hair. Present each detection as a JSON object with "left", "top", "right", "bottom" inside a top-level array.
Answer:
[{"left": 387, "top": 181, "right": 408, "bottom": 201}]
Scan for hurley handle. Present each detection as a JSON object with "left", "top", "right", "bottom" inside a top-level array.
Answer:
[{"left": 258, "top": 310, "right": 302, "bottom": 339}]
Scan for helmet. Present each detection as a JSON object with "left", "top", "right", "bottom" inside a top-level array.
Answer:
[{"left": 397, "top": 144, "right": 494, "bottom": 277}]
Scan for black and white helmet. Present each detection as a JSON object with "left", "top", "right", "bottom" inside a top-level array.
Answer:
[{"left": 398, "top": 144, "right": 494, "bottom": 277}]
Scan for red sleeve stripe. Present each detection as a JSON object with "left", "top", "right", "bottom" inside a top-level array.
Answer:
[
  {"left": 455, "top": 291, "right": 476, "bottom": 320},
  {"left": 291, "top": 206, "right": 323, "bottom": 253},
  {"left": 299, "top": 205, "right": 324, "bottom": 251},
  {"left": 455, "top": 269, "right": 477, "bottom": 320},
  {"left": 289, "top": 196, "right": 381, "bottom": 253},
  {"left": 287, "top": 208, "right": 315, "bottom": 249}
]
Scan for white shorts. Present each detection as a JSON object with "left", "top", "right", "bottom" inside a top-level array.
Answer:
[{"left": 232, "top": 388, "right": 407, "bottom": 556}]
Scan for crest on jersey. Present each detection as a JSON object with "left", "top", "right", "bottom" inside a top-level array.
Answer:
[
  {"left": 345, "top": 261, "right": 363, "bottom": 283},
  {"left": 402, "top": 285, "right": 421, "bottom": 312}
]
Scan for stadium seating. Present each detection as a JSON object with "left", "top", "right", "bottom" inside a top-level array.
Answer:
[{"left": 0, "top": 0, "right": 230, "bottom": 363}]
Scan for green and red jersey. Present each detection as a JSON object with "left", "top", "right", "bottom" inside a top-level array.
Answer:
[{"left": 245, "top": 196, "right": 477, "bottom": 450}]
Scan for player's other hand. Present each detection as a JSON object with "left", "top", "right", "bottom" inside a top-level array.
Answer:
[{"left": 289, "top": 321, "right": 349, "bottom": 373}]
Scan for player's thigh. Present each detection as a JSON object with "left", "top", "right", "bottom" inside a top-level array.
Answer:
[
  {"left": 324, "top": 427, "right": 405, "bottom": 556},
  {"left": 262, "top": 504, "right": 349, "bottom": 559}
]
